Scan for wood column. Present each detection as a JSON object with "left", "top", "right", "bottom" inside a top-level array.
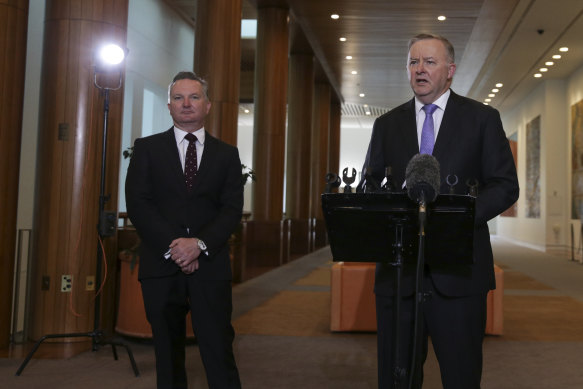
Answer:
[
  {"left": 329, "top": 100, "right": 341, "bottom": 178},
  {"left": 194, "top": 0, "right": 242, "bottom": 146},
  {"left": 29, "top": 0, "right": 128, "bottom": 341},
  {"left": 0, "top": 0, "right": 28, "bottom": 349},
  {"left": 311, "top": 83, "right": 331, "bottom": 250},
  {"left": 310, "top": 83, "right": 331, "bottom": 220},
  {"left": 252, "top": 6, "right": 289, "bottom": 221},
  {"left": 286, "top": 54, "right": 314, "bottom": 219}
]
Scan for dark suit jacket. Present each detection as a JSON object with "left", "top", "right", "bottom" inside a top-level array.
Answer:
[
  {"left": 363, "top": 91, "right": 519, "bottom": 297},
  {"left": 125, "top": 128, "right": 243, "bottom": 281}
]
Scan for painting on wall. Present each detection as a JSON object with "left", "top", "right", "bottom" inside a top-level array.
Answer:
[
  {"left": 501, "top": 132, "right": 518, "bottom": 217},
  {"left": 571, "top": 100, "right": 583, "bottom": 219},
  {"left": 525, "top": 116, "right": 541, "bottom": 218}
]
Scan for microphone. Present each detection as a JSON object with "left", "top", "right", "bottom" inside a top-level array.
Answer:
[{"left": 405, "top": 154, "right": 441, "bottom": 205}]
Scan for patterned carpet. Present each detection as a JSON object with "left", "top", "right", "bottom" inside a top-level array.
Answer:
[{"left": 2, "top": 240, "right": 583, "bottom": 388}]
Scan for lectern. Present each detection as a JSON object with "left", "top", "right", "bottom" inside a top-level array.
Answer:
[{"left": 322, "top": 191, "right": 475, "bottom": 388}]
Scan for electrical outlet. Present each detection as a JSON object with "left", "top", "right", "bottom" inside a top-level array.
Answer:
[
  {"left": 86, "top": 275, "right": 95, "bottom": 291},
  {"left": 61, "top": 275, "right": 72, "bottom": 292},
  {"left": 42, "top": 276, "right": 50, "bottom": 291}
]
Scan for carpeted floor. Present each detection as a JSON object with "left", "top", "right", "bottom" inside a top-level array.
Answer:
[{"left": 2, "top": 237, "right": 583, "bottom": 388}]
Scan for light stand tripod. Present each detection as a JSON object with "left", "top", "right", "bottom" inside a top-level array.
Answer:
[{"left": 16, "top": 46, "right": 139, "bottom": 377}]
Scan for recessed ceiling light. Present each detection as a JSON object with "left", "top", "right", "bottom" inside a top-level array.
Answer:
[
  {"left": 552, "top": 54, "right": 561, "bottom": 59},
  {"left": 346, "top": 55, "right": 353, "bottom": 60},
  {"left": 495, "top": 83, "right": 503, "bottom": 88},
  {"left": 492, "top": 88, "right": 499, "bottom": 93},
  {"left": 545, "top": 61, "right": 554, "bottom": 66},
  {"left": 437, "top": 15, "right": 446, "bottom": 21},
  {"left": 534, "top": 73, "right": 542, "bottom": 78},
  {"left": 540, "top": 68, "right": 548, "bottom": 72},
  {"left": 365, "top": 111, "right": 371, "bottom": 115},
  {"left": 485, "top": 98, "right": 492, "bottom": 102},
  {"left": 359, "top": 93, "right": 365, "bottom": 97},
  {"left": 244, "top": 109, "right": 250, "bottom": 113},
  {"left": 331, "top": 14, "right": 339, "bottom": 20},
  {"left": 488, "top": 93, "right": 495, "bottom": 97},
  {"left": 339, "top": 37, "right": 347, "bottom": 42},
  {"left": 351, "top": 70, "right": 358, "bottom": 75},
  {"left": 559, "top": 47, "right": 569, "bottom": 52},
  {"left": 483, "top": 102, "right": 489, "bottom": 106}
]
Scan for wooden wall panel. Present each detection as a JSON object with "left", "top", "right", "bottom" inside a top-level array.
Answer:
[
  {"left": 310, "top": 83, "right": 331, "bottom": 220},
  {"left": 0, "top": 0, "right": 29, "bottom": 349},
  {"left": 328, "top": 101, "right": 341, "bottom": 179},
  {"left": 286, "top": 54, "right": 314, "bottom": 219},
  {"left": 29, "top": 0, "right": 128, "bottom": 341},
  {"left": 252, "top": 6, "right": 289, "bottom": 222},
  {"left": 194, "top": 0, "right": 242, "bottom": 146}
]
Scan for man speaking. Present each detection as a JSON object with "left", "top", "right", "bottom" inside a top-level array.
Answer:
[{"left": 362, "top": 34, "right": 519, "bottom": 388}]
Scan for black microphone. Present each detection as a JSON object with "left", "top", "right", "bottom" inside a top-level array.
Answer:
[{"left": 405, "top": 154, "right": 441, "bottom": 205}]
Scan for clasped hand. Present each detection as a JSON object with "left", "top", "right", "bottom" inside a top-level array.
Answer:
[{"left": 169, "top": 238, "right": 202, "bottom": 274}]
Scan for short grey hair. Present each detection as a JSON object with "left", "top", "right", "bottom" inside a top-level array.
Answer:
[
  {"left": 167, "top": 71, "right": 209, "bottom": 103},
  {"left": 408, "top": 34, "right": 455, "bottom": 63}
]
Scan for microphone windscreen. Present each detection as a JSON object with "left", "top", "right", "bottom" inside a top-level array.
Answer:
[{"left": 405, "top": 154, "right": 441, "bottom": 203}]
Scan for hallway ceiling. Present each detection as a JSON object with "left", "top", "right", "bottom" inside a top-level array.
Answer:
[{"left": 170, "top": 0, "right": 583, "bottom": 115}]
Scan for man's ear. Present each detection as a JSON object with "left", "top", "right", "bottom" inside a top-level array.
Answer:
[{"left": 448, "top": 63, "right": 457, "bottom": 79}]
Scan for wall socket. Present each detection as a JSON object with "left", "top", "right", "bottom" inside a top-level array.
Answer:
[
  {"left": 61, "top": 275, "right": 72, "bottom": 292},
  {"left": 85, "top": 275, "right": 95, "bottom": 291}
]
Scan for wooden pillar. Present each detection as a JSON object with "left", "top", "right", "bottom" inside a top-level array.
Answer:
[
  {"left": 0, "top": 0, "right": 28, "bottom": 349},
  {"left": 286, "top": 54, "right": 314, "bottom": 219},
  {"left": 29, "top": 0, "right": 128, "bottom": 341},
  {"left": 311, "top": 83, "right": 331, "bottom": 250},
  {"left": 329, "top": 100, "right": 341, "bottom": 178},
  {"left": 251, "top": 6, "right": 289, "bottom": 222},
  {"left": 194, "top": 0, "right": 242, "bottom": 146},
  {"left": 310, "top": 83, "right": 331, "bottom": 220}
]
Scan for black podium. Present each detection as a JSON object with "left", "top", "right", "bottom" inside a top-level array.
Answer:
[{"left": 321, "top": 191, "right": 475, "bottom": 388}]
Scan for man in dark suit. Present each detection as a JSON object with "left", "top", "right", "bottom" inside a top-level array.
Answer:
[
  {"left": 125, "top": 71, "right": 243, "bottom": 389},
  {"left": 362, "top": 34, "right": 519, "bottom": 388}
]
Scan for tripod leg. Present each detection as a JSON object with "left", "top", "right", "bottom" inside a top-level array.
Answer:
[
  {"left": 118, "top": 342, "right": 140, "bottom": 377},
  {"left": 15, "top": 335, "right": 48, "bottom": 376},
  {"left": 111, "top": 343, "right": 119, "bottom": 360}
]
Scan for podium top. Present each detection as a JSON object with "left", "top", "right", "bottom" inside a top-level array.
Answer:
[{"left": 321, "top": 192, "right": 475, "bottom": 265}]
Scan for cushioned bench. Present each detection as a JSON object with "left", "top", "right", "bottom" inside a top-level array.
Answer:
[{"left": 330, "top": 262, "right": 504, "bottom": 335}]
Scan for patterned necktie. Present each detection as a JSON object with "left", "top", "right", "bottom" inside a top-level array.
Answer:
[
  {"left": 184, "top": 133, "right": 198, "bottom": 192},
  {"left": 420, "top": 104, "right": 438, "bottom": 155}
]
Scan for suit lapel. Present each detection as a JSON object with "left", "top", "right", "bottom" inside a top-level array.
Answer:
[
  {"left": 433, "top": 91, "right": 463, "bottom": 161},
  {"left": 161, "top": 128, "right": 186, "bottom": 190},
  {"left": 398, "top": 99, "right": 420, "bottom": 156},
  {"left": 189, "top": 131, "right": 216, "bottom": 193}
]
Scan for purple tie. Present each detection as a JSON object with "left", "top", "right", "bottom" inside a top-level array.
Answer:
[
  {"left": 420, "top": 104, "right": 438, "bottom": 155},
  {"left": 184, "top": 133, "right": 198, "bottom": 192}
]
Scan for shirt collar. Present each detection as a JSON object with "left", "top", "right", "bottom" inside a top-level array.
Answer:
[
  {"left": 173, "top": 126, "right": 206, "bottom": 145},
  {"left": 414, "top": 89, "right": 451, "bottom": 114}
]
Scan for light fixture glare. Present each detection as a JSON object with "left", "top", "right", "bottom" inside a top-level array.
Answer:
[
  {"left": 98, "top": 44, "right": 125, "bottom": 66},
  {"left": 552, "top": 54, "right": 561, "bottom": 59},
  {"left": 331, "top": 14, "right": 339, "bottom": 19},
  {"left": 559, "top": 47, "right": 569, "bottom": 52},
  {"left": 495, "top": 83, "right": 503, "bottom": 88}
]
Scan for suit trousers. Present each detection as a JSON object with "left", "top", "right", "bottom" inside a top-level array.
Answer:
[
  {"left": 141, "top": 272, "right": 241, "bottom": 389},
  {"left": 376, "top": 275, "right": 487, "bottom": 389}
]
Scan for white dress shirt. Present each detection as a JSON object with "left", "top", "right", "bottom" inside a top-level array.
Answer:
[{"left": 173, "top": 126, "right": 205, "bottom": 171}]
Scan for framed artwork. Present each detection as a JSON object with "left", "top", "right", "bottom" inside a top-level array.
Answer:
[
  {"left": 501, "top": 132, "right": 518, "bottom": 217},
  {"left": 526, "top": 116, "right": 540, "bottom": 218},
  {"left": 571, "top": 100, "right": 583, "bottom": 219}
]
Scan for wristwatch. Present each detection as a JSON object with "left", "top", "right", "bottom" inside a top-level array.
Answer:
[{"left": 197, "top": 239, "right": 209, "bottom": 255}]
